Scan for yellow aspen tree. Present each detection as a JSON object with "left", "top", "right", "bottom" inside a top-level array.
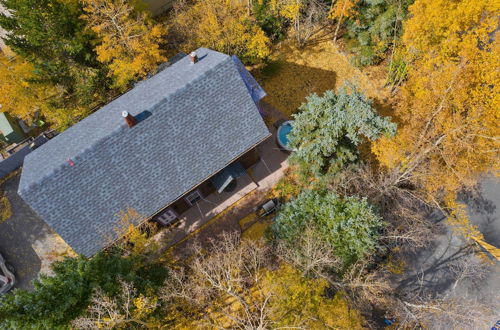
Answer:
[
  {"left": 0, "top": 48, "right": 58, "bottom": 124},
  {"left": 113, "top": 208, "right": 158, "bottom": 256},
  {"left": 171, "top": 0, "right": 270, "bottom": 63},
  {"left": 271, "top": 0, "right": 330, "bottom": 47},
  {"left": 330, "top": 0, "right": 358, "bottom": 42},
  {"left": 81, "top": 0, "right": 167, "bottom": 89},
  {"left": 276, "top": 0, "right": 304, "bottom": 41},
  {"left": 372, "top": 0, "right": 500, "bottom": 236},
  {"left": 263, "top": 265, "right": 365, "bottom": 328}
]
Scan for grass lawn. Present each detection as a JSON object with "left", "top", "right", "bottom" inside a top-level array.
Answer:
[{"left": 253, "top": 39, "right": 390, "bottom": 118}]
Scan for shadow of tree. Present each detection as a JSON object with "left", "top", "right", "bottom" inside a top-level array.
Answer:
[
  {"left": 300, "top": 26, "right": 336, "bottom": 48},
  {"left": 458, "top": 187, "right": 497, "bottom": 216},
  {"left": 372, "top": 97, "right": 398, "bottom": 121},
  {"left": 458, "top": 180, "right": 500, "bottom": 248},
  {"left": 395, "top": 236, "right": 482, "bottom": 299},
  {"left": 252, "top": 61, "right": 337, "bottom": 118}
]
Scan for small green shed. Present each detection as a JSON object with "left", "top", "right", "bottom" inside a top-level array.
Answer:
[{"left": 0, "top": 112, "right": 26, "bottom": 144}]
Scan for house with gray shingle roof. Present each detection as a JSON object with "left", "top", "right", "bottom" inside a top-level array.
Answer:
[{"left": 18, "top": 48, "right": 271, "bottom": 256}]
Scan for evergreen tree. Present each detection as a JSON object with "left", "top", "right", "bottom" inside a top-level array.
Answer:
[
  {"left": 344, "top": 0, "right": 413, "bottom": 67},
  {"left": 288, "top": 84, "right": 396, "bottom": 179},
  {"left": 0, "top": 0, "right": 107, "bottom": 108},
  {"left": 272, "top": 190, "right": 384, "bottom": 268},
  {"left": 252, "top": 0, "right": 289, "bottom": 41},
  {"left": 0, "top": 252, "right": 168, "bottom": 328}
]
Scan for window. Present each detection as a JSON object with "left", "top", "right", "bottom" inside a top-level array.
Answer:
[{"left": 185, "top": 190, "right": 202, "bottom": 206}]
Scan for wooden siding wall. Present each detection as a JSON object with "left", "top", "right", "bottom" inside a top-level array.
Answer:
[{"left": 237, "top": 148, "right": 260, "bottom": 169}]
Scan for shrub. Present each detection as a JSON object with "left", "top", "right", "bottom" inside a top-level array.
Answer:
[
  {"left": 272, "top": 189, "right": 385, "bottom": 267},
  {"left": 288, "top": 84, "right": 396, "bottom": 180},
  {"left": 0, "top": 252, "right": 168, "bottom": 328}
]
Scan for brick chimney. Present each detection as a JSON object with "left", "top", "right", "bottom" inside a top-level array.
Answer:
[
  {"left": 122, "top": 111, "right": 137, "bottom": 128},
  {"left": 189, "top": 51, "right": 198, "bottom": 64}
]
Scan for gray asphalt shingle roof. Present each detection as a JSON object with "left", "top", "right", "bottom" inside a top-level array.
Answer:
[{"left": 18, "top": 48, "right": 270, "bottom": 256}]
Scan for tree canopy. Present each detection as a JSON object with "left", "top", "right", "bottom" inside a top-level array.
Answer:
[
  {"left": 272, "top": 190, "right": 384, "bottom": 267},
  {"left": 0, "top": 252, "right": 167, "bottom": 329},
  {"left": 169, "top": 0, "right": 271, "bottom": 64},
  {"left": 263, "top": 265, "right": 364, "bottom": 328},
  {"left": 0, "top": 0, "right": 109, "bottom": 128},
  {"left": 0, "top": 0, "right": 497, "bottom": 327},
  {"left": 0, "top": 0, "right": 105, "bottom": 101},
  {"left": 289, "top": 84, "right": 396, "bottom": 179},
  {"left": 373, "top": 0, "right": 500, "bottom": 198},
  {"left": 81, "top": 0, "right": 167, "bottom": 89},
  {"left": 0, "top": 48, "right": 58, "bottom": 123},
  {"left": 330, "top": 0, "right": 358, "bottom": 42},
  {"left": 344, "top": 0, "right": 413, "bottom": 66}
]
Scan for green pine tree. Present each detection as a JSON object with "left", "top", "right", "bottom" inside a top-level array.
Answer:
[
  {"left": 344, "top": 0, "right": 413, "bottom": 67},
  {"left": 0, "top": 252, "right": 168, "bottom": 328},
  {"left": 272, "top": 189, "right": 385, "bottom": 268},
  {"left": 288, "top": 83, "right": 396, "bottom": 180},
  {"left": 0, "top": 0, "right": 108, "bottom": 109}
]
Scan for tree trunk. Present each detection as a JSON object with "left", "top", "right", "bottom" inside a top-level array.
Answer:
[{"left": 333, "top": 0, "right": 348, "bottom": 42}]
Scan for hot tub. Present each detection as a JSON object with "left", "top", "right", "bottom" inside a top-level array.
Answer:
[{"left": 277, "top": 120, "right": 293, "bottom": 152}]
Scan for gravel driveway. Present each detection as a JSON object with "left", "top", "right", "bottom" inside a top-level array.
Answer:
[
  {"left": 395, "top": 176, "right": 500, "bottom": 324},
  {"left": 0, "top": 174, "right": 54, "bottom": 290}
]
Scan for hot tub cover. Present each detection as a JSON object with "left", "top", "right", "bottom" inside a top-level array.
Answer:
[{"left": 211, "top": 162, "right": 246, "bottom": 193}]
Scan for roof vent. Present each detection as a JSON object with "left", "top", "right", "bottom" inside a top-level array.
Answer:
[
  {"left": 189, "top": 51, "right": 198, "bottom": 64},
  {"left": 122, "top": 111, "right": 137, "bottom": 128}
]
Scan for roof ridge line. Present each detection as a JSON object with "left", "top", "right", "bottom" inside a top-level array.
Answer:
[{"left": 20, "top": 55, "right": 233, "bottom": 193}]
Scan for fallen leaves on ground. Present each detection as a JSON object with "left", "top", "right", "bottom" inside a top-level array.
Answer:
[
  {"left": 253, "top": 39, "right": 389, "bottom": 118},
  {"left": 0, "top": 194, "right": 11, "bottom": 223}
]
